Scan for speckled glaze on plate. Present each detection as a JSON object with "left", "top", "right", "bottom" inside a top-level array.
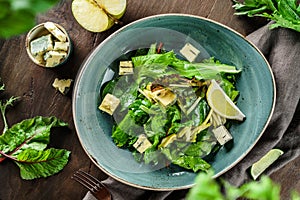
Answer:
[{"left": 72, "top": 14, "right": 276, "bottom": 190}]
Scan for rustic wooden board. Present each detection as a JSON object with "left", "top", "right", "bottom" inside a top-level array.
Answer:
[{"left": 0, "top": 0, "right": 298, "bottom": 199}]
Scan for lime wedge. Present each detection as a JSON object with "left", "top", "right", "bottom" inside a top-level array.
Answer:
[
  {"left": 206, "top": 79, "right": 245, "bottom": 121},
  {"left": 250, "top": 149, "right": 284, "bottom": 180}
]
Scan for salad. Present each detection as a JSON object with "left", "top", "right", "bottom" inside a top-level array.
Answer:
[{"left": 99, "top": 43, "right": 245, "bottom": 173}]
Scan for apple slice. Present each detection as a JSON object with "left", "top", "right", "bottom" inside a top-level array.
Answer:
[
  {"left": 96, "top": 0, "right": 127, "bottom": 19},
  {"left": 72, "top": 0, "right": 126, "bottom": 32}
]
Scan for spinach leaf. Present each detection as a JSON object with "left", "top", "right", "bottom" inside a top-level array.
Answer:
[
  {"left": 161, "top": 145, "right": 211, "bottom": 172},
  {"left": 15, "top": 148, "right": 70, "bottom": 180},
  {"left": 0, "top": 116, "right": 68, "bottom": 158},
  {"left": 0, "top": 116, "right": 70, "bottom": 180}
]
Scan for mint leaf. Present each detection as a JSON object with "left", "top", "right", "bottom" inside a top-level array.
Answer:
[
  {"left": 0, "top": 116, "right": 68, "bottom": 158},
  {"left": 15, "top": 148, "right": 70, "bottom": 180}
]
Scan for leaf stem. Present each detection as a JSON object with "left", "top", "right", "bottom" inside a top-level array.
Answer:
[{"left": 0, "top": 150, "right": 18, "bottom": 161}]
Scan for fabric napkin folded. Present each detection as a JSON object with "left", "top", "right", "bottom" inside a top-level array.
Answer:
[{"left": 83, "top": 22, "right": 300, "bottom": 200}]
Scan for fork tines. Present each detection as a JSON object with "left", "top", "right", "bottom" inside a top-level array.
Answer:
[{"left": 72, "top": 170, "right": 104, "bottom": 193}]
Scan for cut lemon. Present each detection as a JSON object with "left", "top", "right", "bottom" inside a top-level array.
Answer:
[
  {"left": 250, "top": 149, "right": 284, "bottom": 180},
  {"left": 206, "top": 79, "right": 245, "bottom": 121}
]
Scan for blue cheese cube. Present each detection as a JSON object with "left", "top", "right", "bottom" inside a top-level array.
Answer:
[
  {"left": 119, "top": 61, "right": 133, "bottom": 75},
  {"left": 212, "top": 125, "right": 233, "bottom": 145},
  {"left": 54, "top": 42, "right": 69, "bottom": 51},
  {"left": 30, "top": 34, "right": 53, "bottom": 55},
  {"left": 44, "top": 22, "right": 67, "bottom": 42},
  {"left": 98, "top": 94, "right": 120, "bottom": 115},
  {"left": 52, "top": 78, "right": 73, "bottom": 95},
  {"left": 44, "top": 51, "right": 67, "bottom": 67},
  {"left": 133, "top": 134, "right": 152, "bottom": 153},
  {"left": 179, "top": 43, "right": 200, "bottom": 62}
]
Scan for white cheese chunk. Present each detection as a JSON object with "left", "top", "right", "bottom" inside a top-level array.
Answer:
[
  {"left": 32, "top": 54, "right": 45, "bottom": 65},
  {"left": 212, "top": 125, "right": 233, "bottom": 145},
  {"left": 180, "top": 43, "right": 200, "bottom": 62},
  {"left": 54, "top": 42, "right": 69, "bottom": 51},
  {"left": 119, "top": 61, "right": 134, "bottom": 75},
  {"left": 133, "top": 134, "right": 152, "bottom": 153},
  {"left": 152, "top": 89, "right": 177, "bottom": 107},
  {"left": 98, "top": 93, "right": 120, "bottom": 115},
  {"left": 52, "top": 78, "right": 73, "bottom": 95},
  {"left": 44, "top": 51, "right": 67, "bottom": 67},
  {"left": 30, "top": 34, "right": 53, "bottom": 55},
  {"left": 44, "top": 22, "right": 67, "bottom": 42}
]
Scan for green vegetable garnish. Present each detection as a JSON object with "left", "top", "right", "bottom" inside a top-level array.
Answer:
[
  {"left": 233, "top": 0, "right": 300, "bottom": 32},
  {"left": 0, "top": 81, "right": 70, "bottom": 180},
  {"left": 0, "top": 0, "right": 60, "bottom": 38}
]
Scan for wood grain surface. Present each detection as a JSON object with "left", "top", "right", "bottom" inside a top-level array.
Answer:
[{"left": 0, "top": 0, "right": 298, "bottom": 199}]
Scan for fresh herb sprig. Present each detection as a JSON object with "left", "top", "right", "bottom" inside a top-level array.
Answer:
[
  {"left": 233, "top": 0, "right": 300, "bottom": 32},
  {"left": 0, "top": 81, "right": 19, "bottom": 133},
  {"left": 0, "top": 0, "right": 59, "bottom": 38},
  {"left": 187, "top": 170, "right": 300, "bottom": 200},
  {"left": 0, "top": 81, "right": 70, "bottom": 180}
]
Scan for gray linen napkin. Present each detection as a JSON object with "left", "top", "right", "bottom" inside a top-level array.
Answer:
[{"left": 83, "top": 23, "right": 300, "bottom": 200}]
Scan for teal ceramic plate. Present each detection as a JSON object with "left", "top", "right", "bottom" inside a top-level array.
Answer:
[{"left": 72, "top": 14, "right": 276, "bottom": 190}]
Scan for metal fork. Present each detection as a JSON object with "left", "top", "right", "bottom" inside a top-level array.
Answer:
[{"left": 72, "top": 170, "right": 111, "bottom": 200}]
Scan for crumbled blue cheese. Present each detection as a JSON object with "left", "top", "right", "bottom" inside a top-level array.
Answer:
[
  {"left": 30, "top": 34, "right": 53, "bottom": 55},
  {"left": 98, "top": 93, "right": 120, "bottom": 115},
  {"left": 180, "top": 43, "right": 200, "bottom": 62},
  {"left": 212, "top": 125, "right": 233, "bottom": 145},
  {"left": 32, "top": 54, "right": 45, "bottom": 65},
  {"left": 44, "top": 22, "right": 67, "bottom": 42},
  {"left": 133, "top": 134, "right": 152, "bottom": 153},
  {"left": 44, "top": 51, "right": 67, "bottom": 67},
  {"left": 119, "top": 61, "right": 133, "bottom": 75},
  {"left": 52, "top": 78, "right": 73, "bottom": 95},
  {"left": 54, "top": 42, "right": 69, "bottom": 51}
]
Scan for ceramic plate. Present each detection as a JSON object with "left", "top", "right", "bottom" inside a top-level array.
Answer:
[{"left": 72, "top": 14, "right": 275, "bottom": 190}]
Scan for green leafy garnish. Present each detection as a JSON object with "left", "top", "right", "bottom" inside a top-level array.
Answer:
[
  {"left": 187, "top": 170, "right": 300, "bottom": 200},
  {"left": 0, "top": 0, "right": 59, "bottom": 38},
  {"left": 233, "top": 0, "right": 300, "bottom": 32},
  {"left": 0, "top": 82, "right": 70, "bottom": 180}
]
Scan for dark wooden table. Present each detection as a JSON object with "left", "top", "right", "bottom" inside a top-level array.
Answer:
[{"left": 0, "top": 0, "right": 299, "bottom": 199}]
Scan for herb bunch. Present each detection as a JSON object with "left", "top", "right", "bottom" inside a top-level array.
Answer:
[
  {"left": 187, "top": 170, "right": 300, "bottom": 200},
  {"left": 0, "top": 0, "right": 59, "bottom": 38},
  {"left": 233, "top": 0, "right": 300, "bottom": 32}
]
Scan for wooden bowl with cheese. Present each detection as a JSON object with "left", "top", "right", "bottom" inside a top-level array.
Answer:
[{"left": 25, "top": 22, "right": 71, "bottom": 68}]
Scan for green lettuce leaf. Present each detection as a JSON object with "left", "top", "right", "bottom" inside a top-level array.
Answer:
[{"left": 15, "top": 148, "right": 70, "bottom": 180}]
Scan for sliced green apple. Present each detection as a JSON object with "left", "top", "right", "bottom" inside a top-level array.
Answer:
[{"left": 71, "top": 0, "right": 126, "bottom": 32}]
